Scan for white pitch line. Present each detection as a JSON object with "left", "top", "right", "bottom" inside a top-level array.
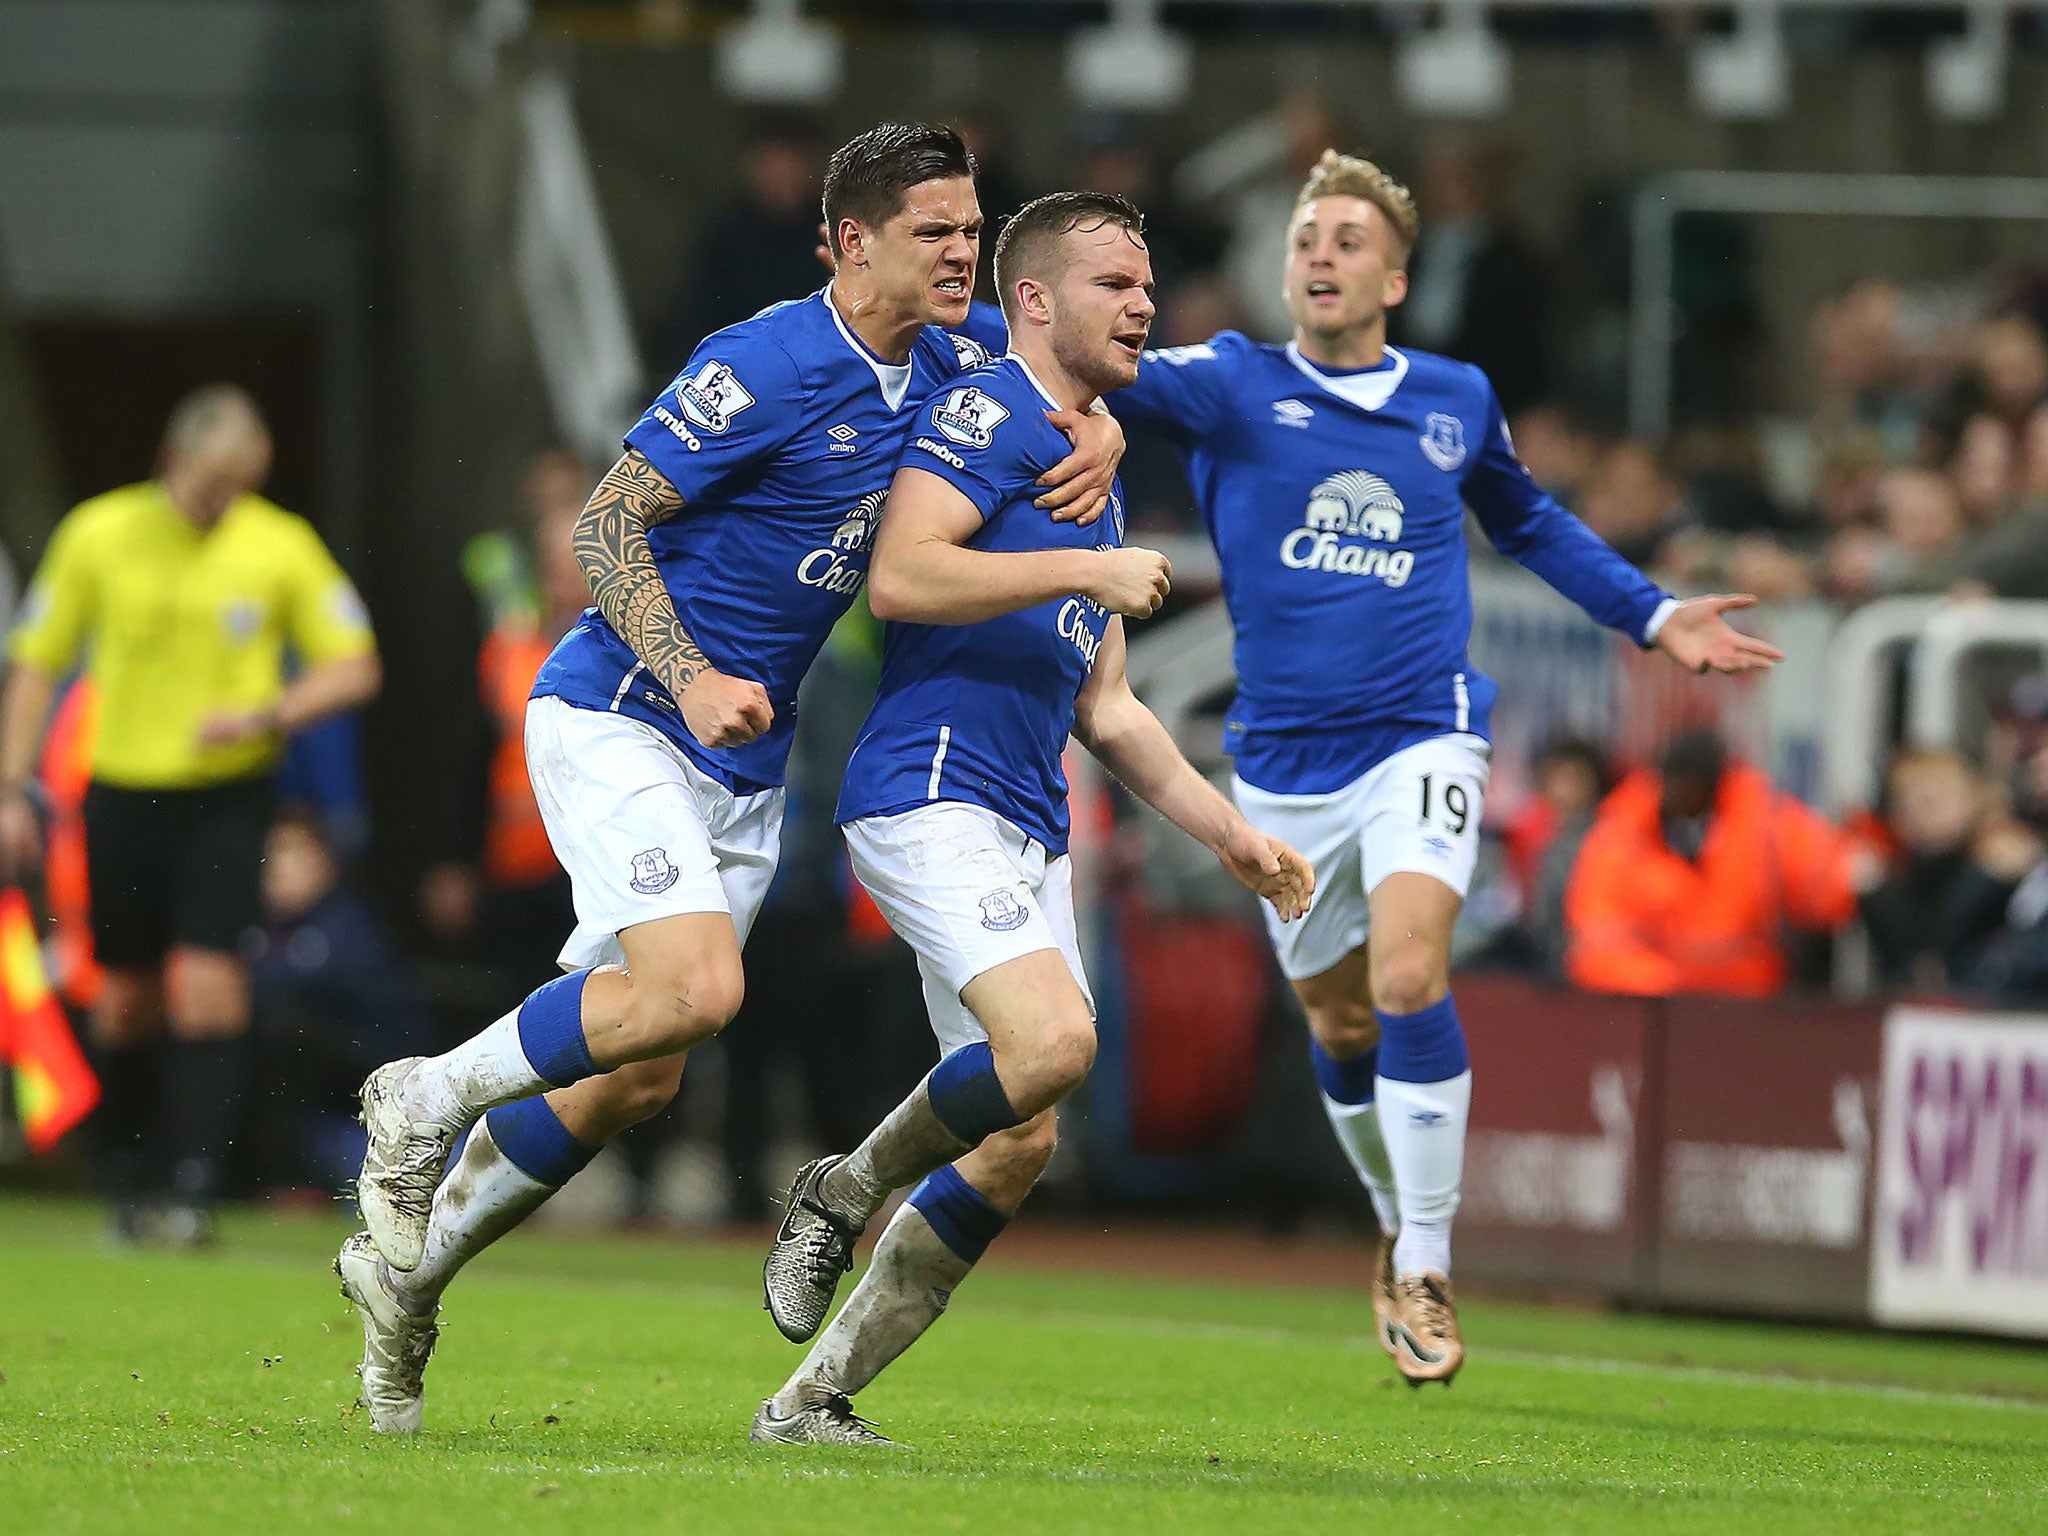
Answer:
[{"left": 1009, "top": 1307, "right": 2048, "bottom": 1416}]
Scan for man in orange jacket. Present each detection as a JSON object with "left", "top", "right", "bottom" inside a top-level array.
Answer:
[{"left": 1566, "top": 730, "right": 1857, "bottom": 997}]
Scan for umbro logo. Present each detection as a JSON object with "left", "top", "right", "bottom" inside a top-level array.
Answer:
[
  {"left": 1410, "top": 1109, "right": 1449, "bottom": 1127},
  {"left": 827, "top": 423, "right": 858, "bottom": 455},
  {"left": 1272, "top": 399, "right": 1314, "bottom": 428}
]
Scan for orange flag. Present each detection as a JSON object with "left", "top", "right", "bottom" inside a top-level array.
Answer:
[{"left": 0, "top": 886, "right": 98, "bottom": 1153}]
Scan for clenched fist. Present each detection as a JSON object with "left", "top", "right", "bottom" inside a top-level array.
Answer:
[
  {"left": 1088, "top": 546, "right": 1173, "bottom": 618},
  {"left": 680, "top": 669, "right": 774, "bottom": 749}
]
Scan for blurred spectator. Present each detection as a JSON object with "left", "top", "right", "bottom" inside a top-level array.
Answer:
[
  {"left": 953, "top": 108, "right": 1032, "bottom": 238},
  {"left": 1510, "top": 406, "right": 1601, "bottom": 508},
  {"left": 420, "top": 468, "right": 588, "bottom": 1000},
  {"left": 1152, "top": 272, "right": 1249, "bottom": 350},
  {"left": 1499, "top": 737, "right": 1612, "bottom": 974},
  {"left": 1392, "top": 140, "right": 1552, "bottom": 416},
  {"left": 1821, "top": 467, "right": 1964, "bottom": 603},
  {"left": 667, "top": 113, "right": 829, "bottom": 358},
  {"left": 1566, "top": 730, "right": 1858, "bottom": 997},
  {"left": 1948, "top": 312, "right": 2048, "bottom": 523},
  {"left": 1070, "top": 118, "right": 1224, "bottom": 292},
  {"left": 1575, "top": 439, "right": 1689, "bottom": 573},
  {"left": 247, "top": 808, "right": 435, "bottom": 1194},
  {"left": 1951, "top": 679, "right": 2048, "bottom": 1003},
  {"left": 1177, "top": 91, "right": 1344, "bottom": 341},
  {"left": 1808, "top": 279, "right": 1922, "bottom": 465},
  {"left": 1859, "top": 749, "right": 2016, "bottom": 989}
]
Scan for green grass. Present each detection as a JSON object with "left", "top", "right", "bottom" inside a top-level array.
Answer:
[{"left": 3, "top": 1195, "right": 2045, "bottom": 1535}]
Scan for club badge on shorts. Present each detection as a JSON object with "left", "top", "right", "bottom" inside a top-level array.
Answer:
[
  {"left": 629, "top": 848, "right": 681, "bottom": 895},
  {"left": 978, "top": 888, "right": 1029, "bottom": 932}
]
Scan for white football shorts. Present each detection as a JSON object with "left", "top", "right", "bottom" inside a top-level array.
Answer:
[
  {"left": 1232, "top": 731, "right": 1491, "bottom": 982},
  {"left": 525, "top": 694, "right": 783, "bottom": 971},
  {"left": 843, "top": 801, "right": 1094, "bottom": 1058}
]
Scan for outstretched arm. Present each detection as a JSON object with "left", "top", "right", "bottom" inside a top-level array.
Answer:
[
  {"left": 867, "top": 466, "right": 1171, "bottom": 626},
  {"left": 1073, "top": 619, "right": 1313, "bottom": 922},
  {"left": 1465, "top": 397, "right": 1781, "bottom": 677},
  {"left": 574, "top": 447, "right": 771, "bottom": 748}
]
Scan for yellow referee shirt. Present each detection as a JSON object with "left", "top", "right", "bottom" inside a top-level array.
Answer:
[{"left": 10, "top": 482, "right": 376, "bottom": 790}]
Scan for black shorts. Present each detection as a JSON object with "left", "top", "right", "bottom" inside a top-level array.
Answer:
[{"left": 83, "top": 777, "right": 274, "bottom": 968}]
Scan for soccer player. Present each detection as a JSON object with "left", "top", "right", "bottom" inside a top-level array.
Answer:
[
  {"left": 338, "top": 124, "right": 1123, "bottom": 1433},
  {"left": 1104, "top": 151, "right": 1783, "bottom": 1384},
  {"left": 752, "top": 192, "right": 1313, "bottom": 1446}
]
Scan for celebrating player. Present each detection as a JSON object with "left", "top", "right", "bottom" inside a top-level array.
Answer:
[
  {"left": 751, "top": 192, "right": 1312, "bottom": 1446},
  {"left": 1106, "top": 152, "right": 1782, "bottom": 1385},
  {"left": 337, "top": 124, "right": 1124, "bottom": 1433}
]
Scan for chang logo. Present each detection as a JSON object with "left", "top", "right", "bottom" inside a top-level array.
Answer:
[
  {"left": 1282, "top": 469, "right": 1415, "bottom": 587},
  {"left": 797, "top": 488, "right": 887, "bottom": 595},
  {"left": 1303, "top": 470, "right": 1404, "bottom": 541}
]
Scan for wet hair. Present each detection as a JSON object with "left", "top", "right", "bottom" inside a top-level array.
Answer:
[
  {"left": 822, "top": 123, "right": 976, "bottom": 257},
  {"left": 1294, "top": 149, "right": 1420, "bottom": 262},
  {"left": 991, "top": 190, "right": 1146, "bottom": 322}
]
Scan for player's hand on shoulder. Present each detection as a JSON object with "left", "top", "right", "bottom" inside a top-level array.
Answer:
[
  {"left": 1215, "top": 821, "right": 1315, "bottom": 922},
  {"left": 679, "top": 668, "right": 774, "bottom": 750},
  {"left": 1088, "top": 546, "right": 1172, "bottom": 618},
  {"left": 1037, "top": 408, "right": 1125, "bottom": 525}
]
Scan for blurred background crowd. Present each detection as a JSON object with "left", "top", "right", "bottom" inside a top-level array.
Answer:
[{"left": 4, "top": 0, "right": 2048, "bottom": 1236}]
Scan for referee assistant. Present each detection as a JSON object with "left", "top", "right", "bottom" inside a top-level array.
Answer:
[{"left": 0, "top": 384, "right": 381, "bottom": 1243}]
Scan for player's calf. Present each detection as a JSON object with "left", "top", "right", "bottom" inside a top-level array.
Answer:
[
  {"left": 358, "top": 919, "right": 739, "bottom": 1270},
  {"left": 763, "top": 1115, "right": 1054, "bottom": 1443}
]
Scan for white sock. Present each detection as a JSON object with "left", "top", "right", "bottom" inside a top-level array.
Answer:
[
  {"left": 1374, "top": 1069, "right": 1471, "bottom": 1278},
  {"left": 1320, "top": 1094, "right": 1401, "bottom": 1234},
  {"left": 403, "top": 1009, "right": 550, "bottom": 1126},
  {"left": 385, "top": 1119, "right": 555, "bottom": 1312},
  {"left": 770, "top": 1201, "right": 974, "bottom": 1415}
]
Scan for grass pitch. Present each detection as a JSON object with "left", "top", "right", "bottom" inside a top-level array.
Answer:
[{"left": 3, "top": 1196, "right": 2044, "bottom": 1535}]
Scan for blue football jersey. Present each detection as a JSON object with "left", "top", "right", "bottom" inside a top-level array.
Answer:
[
  {"left": 531, "top": 287, "right": 994, "bottom": 791},
  {"left": 1113, "top": 333, "right": 1673, "bottom": 795},
  {"left": 837, "top": 357, "right": 1123, "bottom": 855}
]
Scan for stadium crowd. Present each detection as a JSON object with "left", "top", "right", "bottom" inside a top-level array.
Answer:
[{"left": 11, "top": 98, "right": 2048, "bottom": 1233}]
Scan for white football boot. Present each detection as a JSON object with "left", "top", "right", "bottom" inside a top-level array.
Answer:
[
  {"left": 356, "top": 1057, "right": 457, "bottom": 1272},
  {"left": 336, "top": 1231, "right": 440, "bottom": 1433}
]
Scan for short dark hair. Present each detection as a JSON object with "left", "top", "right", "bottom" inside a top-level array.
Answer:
[
  {"left": 991, "top": 191, "right": 1146, "bottom": 321},
  {"left": 822, "top": 123, "right": 975, "bottom": 257}
]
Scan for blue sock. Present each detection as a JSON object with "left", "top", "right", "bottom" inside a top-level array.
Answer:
[
  {"left": 926, "top": 1041, "right": 1022, "bottom": 1145},
  {"left": 1310, "top": 1040, "right": 1378, "bottom": 1105},
  {"left": 486, "top": 1097, "right": 600, "bottom": 1187},
  {"left": 907, "top": 1163, "right": 1010, "bottom": 1264},
  {"left": 517, "top": 969, "right": 600, "bottom": 1089},
  {"left": 1374, "top": 995, "right": 1470, "bottom": 1084}
]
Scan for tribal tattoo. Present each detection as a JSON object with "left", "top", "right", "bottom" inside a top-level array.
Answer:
[{"left": 573, "top": 448, "right": 706, "bottom": 698}]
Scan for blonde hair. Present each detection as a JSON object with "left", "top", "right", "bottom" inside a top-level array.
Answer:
[{"left": 1295, "top": 149, "right": 1419, "bottom": 262}]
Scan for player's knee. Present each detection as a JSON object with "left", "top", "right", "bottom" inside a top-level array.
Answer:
[
  {"left": 1306, "top": 998, "right": 1379, "bottom": 1061},
  {"left": 1033, "top": 1016, "right": 1097, "bottom": 1100},
  {"left": 601, "top": 1057, "right": 687, "bottom": 1126},
  {"left": 626, "top": 960, "right": 744, "bottom": 1052},
  {"left": 1371, "top": 945, "right": 1447, "bottom": 1017}
]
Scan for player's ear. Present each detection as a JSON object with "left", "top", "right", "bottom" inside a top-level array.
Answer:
[
  {"left": 1382, "top": 264, "right": 1410, "bottom": 310},
  {"left": 837, "top": 218, "right": 867, "bottom": 269},
  {"left": 1016, "top": 276, "right": 1053, "bottom": 328}
]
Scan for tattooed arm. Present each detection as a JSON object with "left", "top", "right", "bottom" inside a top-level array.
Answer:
[{"left": 574, "top": 447, "right": 773, "bottom": 749}]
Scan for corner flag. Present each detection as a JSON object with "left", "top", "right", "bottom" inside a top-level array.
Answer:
[{"left": 0, "top": 885, "right": 98, "bottom": 1153}]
